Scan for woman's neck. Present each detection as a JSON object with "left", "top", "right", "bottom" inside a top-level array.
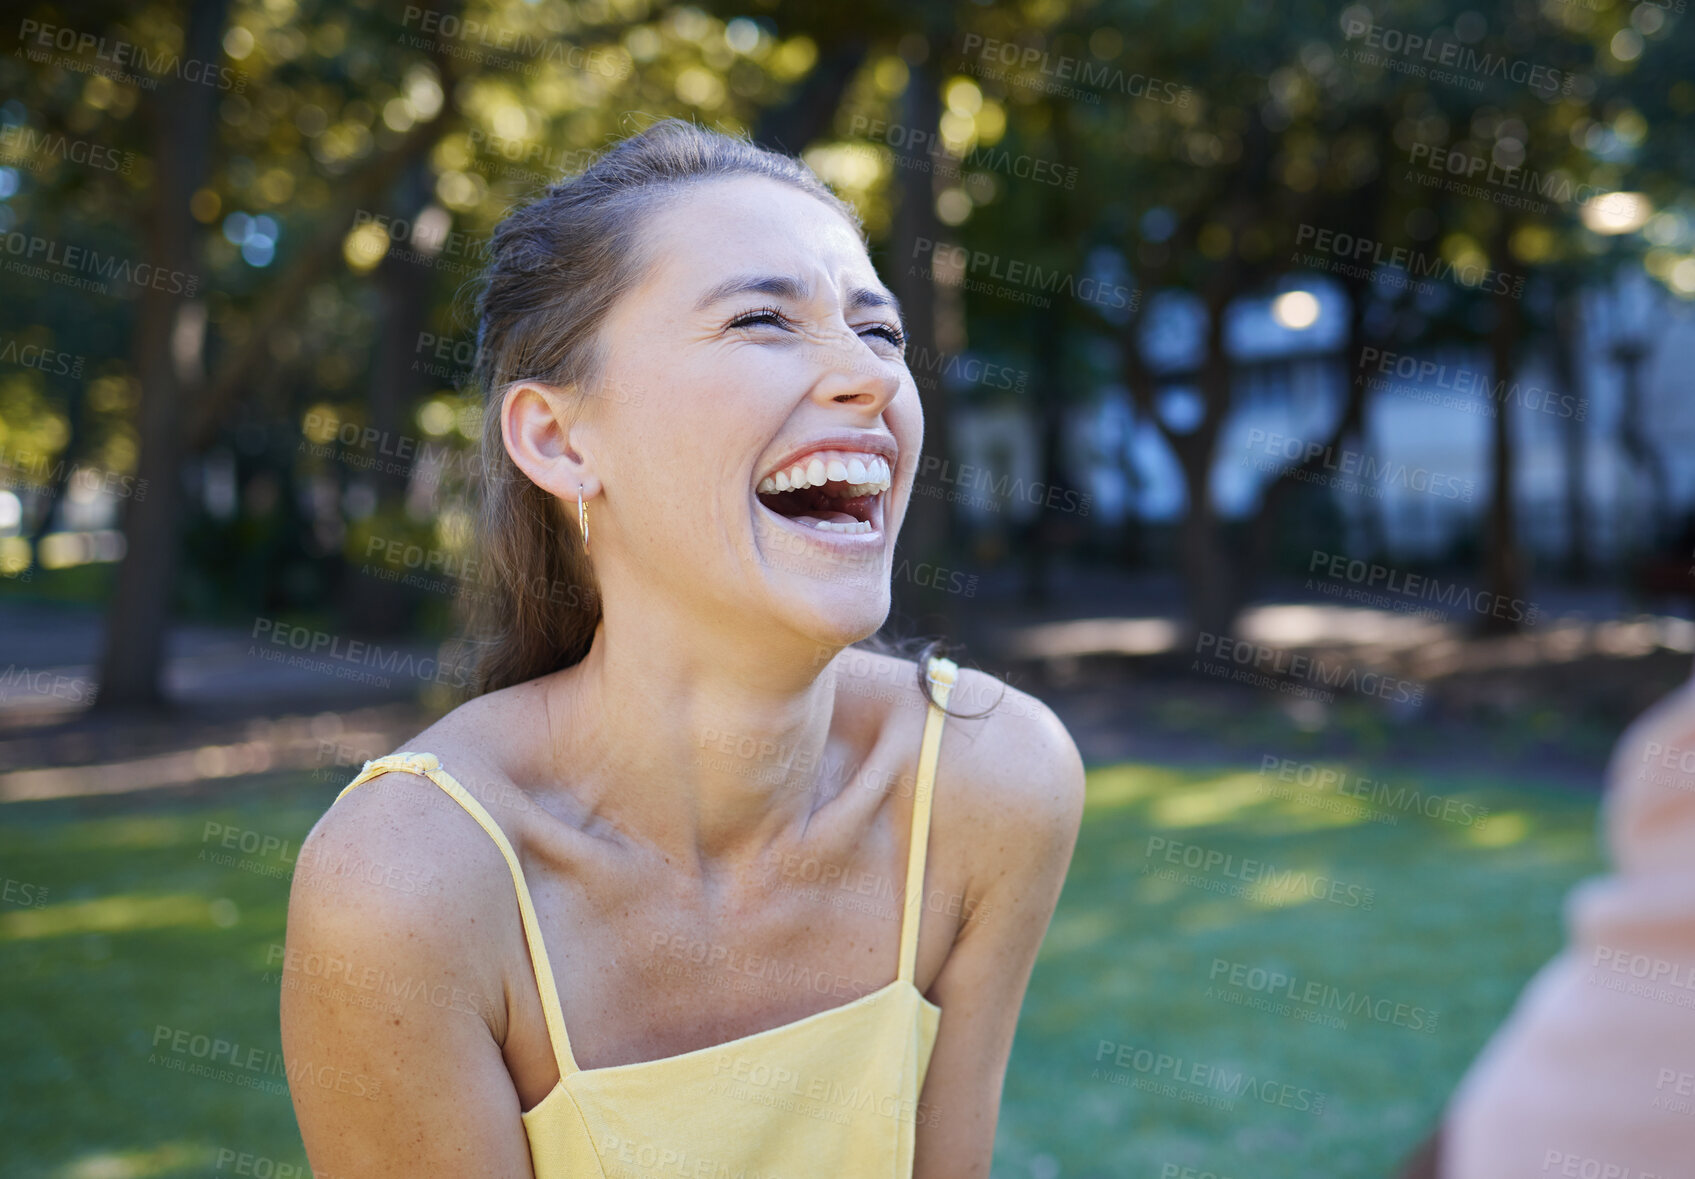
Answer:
[{"left": 538, "top": 609, "right": 858, "bottom": 871}]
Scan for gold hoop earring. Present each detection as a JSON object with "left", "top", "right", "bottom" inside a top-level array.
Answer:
[{"left": 578, "top": 486, "right": 589, "bottom": 555}]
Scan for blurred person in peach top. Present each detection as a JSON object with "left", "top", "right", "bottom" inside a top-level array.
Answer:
[{"left": 1421, "top": 668, "right": 1695, "bottom": 1178}]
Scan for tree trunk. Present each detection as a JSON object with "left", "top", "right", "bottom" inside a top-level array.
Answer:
[
  {"left": 887, "top": 59, "right": 953, "bottom": 636},
  {"left": 1612, "top": 339, "right": 1667, "bottom": 547},
  {"left": 92, "top": 0, "right": 228, "bottom": 713},
  {"left": 753, "top": 40, "right": 866, "bottom": 154},
  {"left": 1551, "top": 291, "right": 1589, "bottom": 580},
  {"left": 1247, "top": 274, "right": 1378, "bottom": 577},
  {"left": 1179, "top": 294, "right": 1236, "bottom": 638},
  {"left": 1481, "top": 221, "right": 1527, "bottom": 636},
  {"left": 1021, "top": 299, "right": 1068, "bottom": 605},
  {"left": 343, "top": 158, "right": 435, "bottom": 636}
]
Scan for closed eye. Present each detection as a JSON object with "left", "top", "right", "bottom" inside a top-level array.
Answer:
[
  {"left": 730, "top": 305, "right": 905, "bottom": 351},
  {"left": 728, "top": 305, "right": 794, "bottom": 332},
  {"left": 861, "top": 323, "right": 906, "bottom": 349}
]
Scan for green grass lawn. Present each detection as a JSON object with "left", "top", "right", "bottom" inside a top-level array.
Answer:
[
  {"left": 995, "top": 762, "right": 1604, "bottom": 1179},
  {"left": 0, "top": 761, "right": 1604, "bottom": 1179}
]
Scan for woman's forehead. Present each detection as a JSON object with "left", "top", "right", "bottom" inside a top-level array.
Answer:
[{"left": 642, "top": 177, "right": 873, "bottom": 294}]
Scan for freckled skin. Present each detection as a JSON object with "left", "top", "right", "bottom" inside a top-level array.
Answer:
[{"left": 281, "top": 176, "right": 1085, "bottom": 1179}]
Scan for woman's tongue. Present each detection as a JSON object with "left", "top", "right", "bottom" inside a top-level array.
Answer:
[
  {"left": 796, "top": 508, "right": 858, "bottom": 526},
  {"left": 770, "top": 484, "right": 867, "bottom": 526}
]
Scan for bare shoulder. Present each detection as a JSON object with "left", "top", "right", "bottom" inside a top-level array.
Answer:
[
  {"left": 835, "top": 648, "right": 1085, "bottom": 875},
  {"left": 282, "top": 691, "right": 541, "bottom": 1173},
  {"left": 304, "top": 686, "right": 534, "bottom": 889},
  {"left": 285, "top": 691, "right": 542, "bottom": 1033},
  {"left": 934, "top": 664, "right": 1087, "bottom": 868}
]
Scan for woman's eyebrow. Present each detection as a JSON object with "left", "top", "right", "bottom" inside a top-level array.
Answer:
[
  {"left": 848, "top": 285, "right": 904, "bottom": 324},
  {"left": 693, "top": 273, "right": 905, "bottom": 324},
  {"left": 695, "top": 273, "right": 809, "bottom": 311}
]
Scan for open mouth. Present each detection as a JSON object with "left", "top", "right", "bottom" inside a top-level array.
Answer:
[{"left": 755, "top": 450, "right": 891, "bottom": 536}]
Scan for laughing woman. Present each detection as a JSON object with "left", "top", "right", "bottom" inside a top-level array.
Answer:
[{"left": 280, "top": 119, "right": 1084, "bottom": 1179}]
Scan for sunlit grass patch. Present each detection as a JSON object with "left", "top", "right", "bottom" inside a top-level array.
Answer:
[
  {"left": 996, "top": 759, "right": 1604, "bottom": 1179},
  {"left": 0, "top": 776, "right": 335, "bottom": 1179}
]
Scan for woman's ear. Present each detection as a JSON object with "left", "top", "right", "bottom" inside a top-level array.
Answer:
[{"left": 501, "top": 381, "right": 601, "bottom": 501}]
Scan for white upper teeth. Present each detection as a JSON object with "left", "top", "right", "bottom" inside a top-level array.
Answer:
[{"left": 757, "top": 450, "right": 892, "bottom": 497}]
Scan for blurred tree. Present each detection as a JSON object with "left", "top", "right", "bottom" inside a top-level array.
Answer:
[
  {"left": 5, "top": 0, "right": 836, "bottom": 707},
  {"left": 3, "top": 0, "right": 1691, "bottom": 706},
  {"left": 96, "top": 0, "right": 227, "bottom": 711}
]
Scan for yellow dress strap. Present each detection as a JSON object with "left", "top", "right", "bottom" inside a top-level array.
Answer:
[
  {"left": 337, "top": 752, "right": 581, "bottom": 1079},
  {"left": 898, "top": 656, "right": 957, "bottom": 983}
]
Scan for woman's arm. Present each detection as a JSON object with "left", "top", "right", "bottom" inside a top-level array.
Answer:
[
  {"left": 913, "top": 683, "right": 1087, "bottom": 1179},
  {"left": 280, "top": 774, "right": 538, "bottom": 1178}
]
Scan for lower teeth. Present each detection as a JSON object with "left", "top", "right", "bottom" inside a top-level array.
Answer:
[{"left": 809, "top": 519, "right": 872, "bottom": 534}]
